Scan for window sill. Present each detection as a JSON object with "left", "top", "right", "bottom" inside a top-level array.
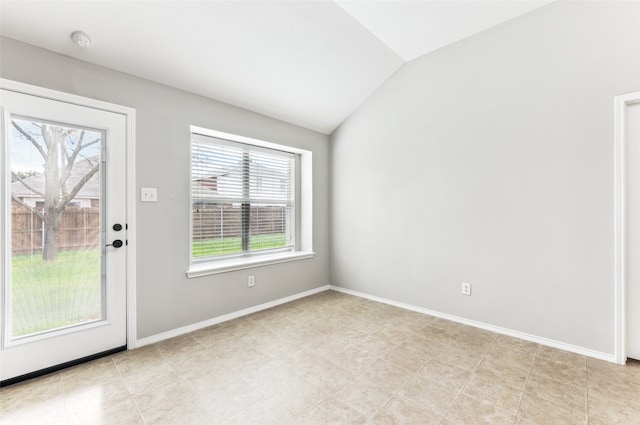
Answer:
[{"left": 186, "top": 251, "right": 315, "bottom": 278}]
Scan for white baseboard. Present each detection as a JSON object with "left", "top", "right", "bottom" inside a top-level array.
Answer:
[
  {"left": 135, "top": 283, "right": 616, "bottom": 364},
  {"left": 329, "top": 285, "right": 616, "bottom": 363},
  {"left": 135, "top": 285, "right": 331, "bottom": 348}
]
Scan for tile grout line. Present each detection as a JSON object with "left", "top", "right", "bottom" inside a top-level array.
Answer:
[
  {"left": 368, "top": 338, "right": 446, "bottom": 422},
  {"left": 280, "top": 302, "right": 388, "bottom": 423},
  {"left": 159, "top": 341, "right": 206, "bottom": 404},
  {"left": 585, "top": 358, "right": 590, "bottom": 425},
  {"left": 328, "top": 329, "right": 403, "bottom": 422},
  {"left": 111, "top": 354, "right": 148, "bottom": 425},
  {"left": 513, "top": 343, "right": 539, "bottom": 424},
  {"left": 223, "top": 308, "right": 361, "bottom": 424},
  {"left": 429, "top": 332, "right": 465, "bottom": 425},
  {"left": 164, "top": 335, "right": 274, "bottom": 425},
  {"left": 395, "top": 321, "right": 495, "bottom": 424},
  {"left": 340, "top": 318, "right": 449, "bottom": 422},
  {"left": 439, "top": 333, "right": 499, "bottom": 425},
  {"left": 524, "top": 349, "right": 591, "bottom": 423},
  {"left": 286, "top": 371, "right": 333, "bottom": 425}
]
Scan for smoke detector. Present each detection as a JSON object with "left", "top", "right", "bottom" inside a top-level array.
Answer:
[{"left": 70, "top": 31, "right": 92, "bottom": 47}]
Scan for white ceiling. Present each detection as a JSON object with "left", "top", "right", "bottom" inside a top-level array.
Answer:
[{"left": 0, "top": 1, "right": 551, "bottom": 134}]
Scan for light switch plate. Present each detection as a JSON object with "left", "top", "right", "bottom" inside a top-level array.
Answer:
[{"left": 141, "top": 187, "right": 157, "bottom": 202}]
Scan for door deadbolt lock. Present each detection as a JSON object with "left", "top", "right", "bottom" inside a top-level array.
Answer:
[{"left": 112, "top": 223, "right": 123, "bottom": 231}]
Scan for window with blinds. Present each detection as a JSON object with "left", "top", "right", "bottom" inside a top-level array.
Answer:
[{"left": 191, "top": 133, "right": 295, "bottom": 262}]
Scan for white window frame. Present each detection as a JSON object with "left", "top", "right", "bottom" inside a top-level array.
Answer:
[{"left": 187, "top": 126, "right": 314, "bottom": 278}]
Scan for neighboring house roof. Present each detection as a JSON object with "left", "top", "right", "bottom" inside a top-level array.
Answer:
[
  {"left": 11, "top": 156, "right": 101, "bottom": 200},
  {"left": 192, "top": 162, "right": 290, "bottom": 204},
  {"left": 191, "top": 178, "right": 220, "bottom": 202}
]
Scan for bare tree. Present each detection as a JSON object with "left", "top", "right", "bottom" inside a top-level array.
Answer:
[{"left": 11, "top": 120, "right": 100, "bottom": 261}]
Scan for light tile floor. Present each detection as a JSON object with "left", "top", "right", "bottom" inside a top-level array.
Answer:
[{"left": 1, "top": 290, "right": 639, "bottom": 424}]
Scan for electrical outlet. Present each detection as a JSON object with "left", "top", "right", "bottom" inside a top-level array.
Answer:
[
  {"left": 462, "top": 282, "right": 471, "bottom": 296},
  {"left": 248, "top": 275, "right": 255, "bottom": 287}
]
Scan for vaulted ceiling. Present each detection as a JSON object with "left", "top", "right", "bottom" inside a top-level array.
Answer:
[{"left": 0, "top": 1, "right": 552, "bottom": 134}]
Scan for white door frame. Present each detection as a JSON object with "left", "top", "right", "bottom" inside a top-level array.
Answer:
[
  {"left": 0, "top": 78, "right": 137, "bottom": 351},
  {"left": 614, "top": 90, "right": 640, "bottom": 364}
]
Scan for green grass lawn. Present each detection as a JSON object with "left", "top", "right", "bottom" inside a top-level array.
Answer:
[
  {"left": 10, "top": 233, "right": 286, "bottom": 338},
  {"left": 192, "top": 233, "right": 286, "bottom": 257},
  {"left": 11, "top": 249, "right": 101, "bottom": 338}
]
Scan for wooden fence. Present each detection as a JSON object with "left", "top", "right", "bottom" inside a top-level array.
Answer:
[
  {"left": 11, "top": 206, "right": 100, "bottom": 255},
  {"left": 192, "top": 205, "right": 287, "bottom": 240},
  {"left": 12, "top": 205, "right": 287, "bottom": 254}
]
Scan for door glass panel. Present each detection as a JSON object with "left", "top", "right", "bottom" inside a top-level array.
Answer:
[{"left": 9, "top": 116, "right": 104, "bottom": 340}]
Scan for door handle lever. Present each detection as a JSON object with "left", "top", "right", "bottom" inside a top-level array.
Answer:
[{"left": 106, "top": 239, "right": 124, "bottom": 248}]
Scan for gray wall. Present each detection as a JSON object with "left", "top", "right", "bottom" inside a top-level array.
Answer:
[
  {"left": 1, "top": 37, "right": 330, "bottom": 339},
  {"left": 331, "top": 1, "right": 640, "bottom": 355}
]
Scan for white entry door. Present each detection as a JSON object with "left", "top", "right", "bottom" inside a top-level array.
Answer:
[
  {"left": 1, "top": 87, "right": 128, "bottom": 383},
  {"left": 627, "top": 100, "right": 640, "bottom": 361}
]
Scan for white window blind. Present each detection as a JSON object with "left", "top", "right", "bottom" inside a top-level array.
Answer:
[{"left": 191, "top": 134, "right": 295, "bottom": 262}]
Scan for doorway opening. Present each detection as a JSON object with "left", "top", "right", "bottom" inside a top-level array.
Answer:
[{"left": 614, "top": 90, "right": 640, "bottom": 364}]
